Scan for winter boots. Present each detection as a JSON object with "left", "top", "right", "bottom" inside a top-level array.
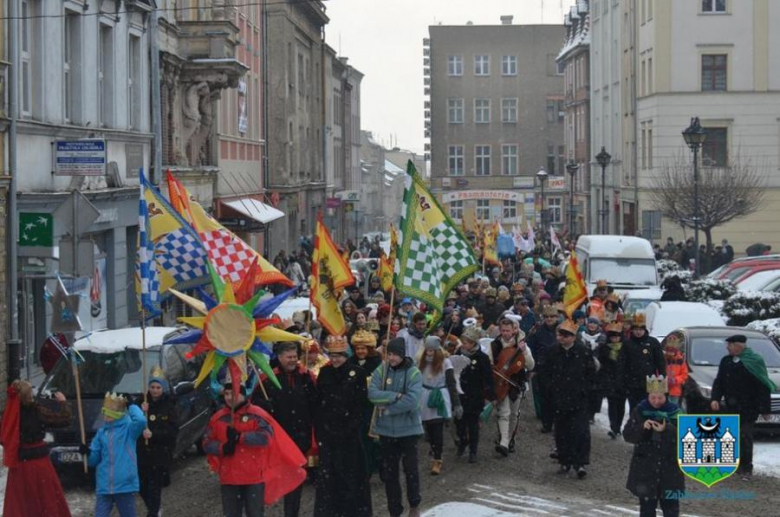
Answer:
[{"left": 430, "top": 459, "right": 442, "bottom": 475}]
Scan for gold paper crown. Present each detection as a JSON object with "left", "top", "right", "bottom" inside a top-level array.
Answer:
[
  {"left": 558, "top": 319, "right": 579, "bottom": 334},
  {"left": 596, "top": 279, "right": 609, "bottom": 288},
  {"left": 326, "top": 335, "right": 348, "bottom": 353},
  {"left": 646, "top": 374, "right": 668, "bottom": 395},
  {"left": 632, "top": 313, "right": 647, "bottom": 327},
  {"left": 606, "top": 322, "right": 624, "bottom": 334},
  {"left": 103, "top": 392, "right": 127, "bottom": 413},
  {"left": 606, "top": 293, "right": 621, "bottom": 304},
  {"left": 351, "top": 330, "right": 377, "bottom": 347},
  {"left": 366, "top": 319, "right": 380, "bottom": 332},
  {"left": 150, "top": 365, "right": 166, "bottom": 380}
]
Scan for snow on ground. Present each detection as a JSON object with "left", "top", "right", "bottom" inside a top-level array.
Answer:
[{"left": 423, "top": 501, "right": 525, "bottom": 517}]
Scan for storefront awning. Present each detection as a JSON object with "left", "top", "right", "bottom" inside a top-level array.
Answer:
[{"left": 221, "top": 198, "right": 285, "bottom": 224}]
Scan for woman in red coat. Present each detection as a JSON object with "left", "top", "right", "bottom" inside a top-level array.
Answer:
[{"left": 1, "top": 379, "right": 72, "bottom": 517}]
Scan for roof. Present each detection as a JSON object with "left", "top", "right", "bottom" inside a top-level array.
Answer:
[
  {"left": 576, "top": 235, "right": 654, "bottom": 258},
  {"left": 557, "top": 0, "right": 590, "bottom": 61},
  {"left": 74, "top": 327, "right": 180, "bottom": 354},
  {"left": 222, "top": 198, "right": 285, "bottom": 224}
]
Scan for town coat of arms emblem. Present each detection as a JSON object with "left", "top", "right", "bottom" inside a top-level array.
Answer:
[{"left": 678, "top": 414, "right": 740, "bottom": 487}]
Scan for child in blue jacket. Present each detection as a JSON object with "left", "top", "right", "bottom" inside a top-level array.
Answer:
[{"left": 82, "top": 393, "right": 147, "bottom": 517}]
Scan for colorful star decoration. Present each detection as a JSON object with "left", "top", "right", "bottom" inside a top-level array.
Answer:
[{"left": 165, "top": 257, "right": 302, "bottom": 399}]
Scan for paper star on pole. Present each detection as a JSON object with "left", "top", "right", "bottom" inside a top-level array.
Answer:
[{"left": 49, "top": 276, "right": 83, "bottom": 333}]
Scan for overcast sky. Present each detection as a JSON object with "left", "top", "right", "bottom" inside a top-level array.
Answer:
[{"left": 326, "top": 0, "right": 569, "bottom": 154}]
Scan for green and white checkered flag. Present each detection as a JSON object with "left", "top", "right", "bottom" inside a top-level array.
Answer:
[{"left": 394, "top": 161, "right": 478, "bottom": 312}]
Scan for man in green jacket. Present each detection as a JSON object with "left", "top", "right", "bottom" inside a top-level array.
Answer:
[{"left": 369, "top": 338, "right": 423, "bottom": 517}]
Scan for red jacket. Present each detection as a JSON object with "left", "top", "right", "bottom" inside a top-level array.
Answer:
[
  {"left": 203, "top": 401, "right": 306, "bottom": 503},
  {"left": 665, "top": 350, "right": 689, "bottom": 398}
]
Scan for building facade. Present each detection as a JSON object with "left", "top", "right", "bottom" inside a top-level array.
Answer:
[{"left": 428, "top": 20, "right": 566, "bottom": 232}]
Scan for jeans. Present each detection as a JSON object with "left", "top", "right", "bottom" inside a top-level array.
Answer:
[
  {"left": 283, "top": 484, "right": 303, "bottom": 517},
  {"left": 553, "top": 407, "right": 591, "bottom": 467},
  {"left": 221, "top": 483, "right": 265, "bottom": 517},
  {"left": 639, "top": 496, "right": 679, "bottom": 517},
  {"left": 424, "top": 420, "right": 444, "bottom": 460},
  {"left": 456, "top": 411, "right": 480, "bottom": 454},
  {"left": 139, "top": 465, "right": 166, "bottom": 517},
  {"left": 95, "top": 493, "right": 137, "bottom": 517},
  {"left": 607, "top": 395, "right": 627, "bottom": 434},
  {"left": 380, "top": 436, "right": 421, "bottom": 517}
]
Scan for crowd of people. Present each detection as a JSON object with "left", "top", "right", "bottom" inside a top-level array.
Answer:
[{"left": 1, "top": 232, "right": 776, "bottom": 517}]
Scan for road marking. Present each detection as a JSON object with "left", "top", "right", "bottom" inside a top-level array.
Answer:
[
  {"left": 488, "top": 493, "right": 560, "bottom": 512},
  {"left": 589, "top": 510, "right": 618, "bottom": 516},
  {"left": 466, "top": 488, "right": 483, "bottom": 493},
  {"left": 473, "top": 497, "right": 551, "bottom": 515},
  {"left": 605, "top": 505, "right": 636, "bottom": 515},
  {"left": 473, "top": 483, "right": 496, "bottom": 490},
  {"left": 504, "top": 492, "right": 569, "bottom": 510}
]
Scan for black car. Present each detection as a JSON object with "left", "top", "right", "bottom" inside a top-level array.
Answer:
[
  {"left": 38, "top": 327, "right": 215, "bottom": 476},
  {"left": 661, "top": 326, "right": 780, "bottom": 428}
]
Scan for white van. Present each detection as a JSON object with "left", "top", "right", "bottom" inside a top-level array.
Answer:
[{"left": 574, "top": 235, "right": 659, "bottom": 295}]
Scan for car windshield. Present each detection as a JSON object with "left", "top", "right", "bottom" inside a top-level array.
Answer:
[
  {"left": 589, "top": 258, "right": 657, "bottom": 286},
  {"left": 624, "top": 299, "right": 654, "bottom": 313},
  {"left": 690, "top": 336, "right": 780, "bottom": 367},
  {"left": 41, "top": 349, "right": 161, "bottom": 398},
  {"left": 724, "top": 267, "right": 750, "bottom": 281},
  {"left": 738, "top": 270, "right": 780, "bottom": 291}
]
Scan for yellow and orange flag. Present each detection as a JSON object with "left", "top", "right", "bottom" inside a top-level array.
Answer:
[
  {"left": 564, "top": 251, "right": 588, "bottom": 317},
  {"left": 379, "top": 225, "right": 398, "bottom": 292},
  {"left": 311, "top": 216, "right": 355, "bottom": 336},
  {"left": 483, "top": 221, "right": 501, "bottom": 267}
]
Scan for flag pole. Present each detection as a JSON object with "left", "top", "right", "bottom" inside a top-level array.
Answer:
[
  {"left": 141, "top": 308, "right": 149, "bottom": 445},
  {"left": 70, "top": 346, "right": 88, "bottom": 473}
]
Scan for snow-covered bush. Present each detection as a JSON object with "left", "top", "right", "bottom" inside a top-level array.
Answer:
[
  {"left": 746, "top": 318, "right": 780, "bottom": 343},
  {"left": 657, "top": 260, "right": 687, "bottom": 283},
  {"left": 721, "top": 291, "right": 780, "bottom": 327},
  {"left": 684, "top": 278, "right": 738, "bottom": 303}
]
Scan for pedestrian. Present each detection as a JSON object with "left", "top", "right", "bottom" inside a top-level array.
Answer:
[
  {"left": 527, "top": 306, "right": 559, "bottom": 433},
  {"left": 136, "top": 367, "right": 179, "bottom": 517},
  {"left": 314, "top": 335, "right": 373, "bottom": 517},
  {"left": 1, "top": 379, "right": 72, "bottom": 517},
  {"left": 481, "top": 288, "right": 505, "bottom": 330},
  {"left": 203, "top": 378, "right": 306, "bottom": 517},
  {"left": 623, "top": 375, "right": 684, "bottom": 517},
  {"left": 539, "top": 319, "right": 596, "bottom": 479},
  {"left": 348, "top": 330, "right": 383, "bottom": 477},
  {"left": 602, "top": 293, "right": 624, "bottom": 325},
  {"left": 397, "top": 311, "right": 427, "bottom": 359},
  {"left": 596, "top": 322, "right": 628, "bottom": 439},
  {"left": 84, "top": 393, "right": 147, "bottom": 517},
  {"left": 587, "top": 280, "right": 610, "bottom": 320},
  {"left": 491, "top": 318, "right": 534, "bottom": 456},
  {"left": 369, "top": 337, "right": 423, "bottom": 517},
  {"left": 664, "top": 338, "right": 689, "bottom": 406},
  {"left": 710, "top": 334, "right": 775, "bottom": 481},
  {"left": 580, "top": 317, "right": 605, "bottom": 423},
  {"left": 619, "top": 313, "right": 666, "bottom": 411},
  {"left": 455, "top": 325, "right": 496, "bottom": 463},
  {"left": 418, "top": 336, "right": 461, "bottom": 475},
  {"left": 251, "top": 342, "right": 316, "bottom": 517}
]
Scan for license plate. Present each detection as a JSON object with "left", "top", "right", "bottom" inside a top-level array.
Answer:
[
  {"left": 757, "top": 414, "right": 780, "bottom": 423},
  {"left": 58, "top": 451, "right": 83, "bottom": 463}
]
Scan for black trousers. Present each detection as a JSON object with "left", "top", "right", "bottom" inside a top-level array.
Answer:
[
  {"left": 456, "top": 412, "right": 480, "bottom": 454},
  {"left": 739, "top": 420, "right": 756, "bottom": 474},
  {"left": 221, "top": 483, "right": 265, "bottom": 517},
  {"left": 607, "top": 395, "right": 627, "bottom": 434},
  {"left": 553, "top": 407, "right": 591, "bottom": 467},
  {"left": 533, "top": 379, "right": 555, "bottom": 430},
  {"left": 588, "top": 390, "right": 604, "bottom": 419},
  {"left": 628, "top": 389, "right": 646, "bottom": 412},
  {"left": 423, "top": 420, "right": 444, "bottom": 460},
  {"left": 283, "top": 484, "right": 303, "bottom": 517},
  {"left": 139, "top": 465, "right": 166, "bottom": 517},
  {"left": 380, "top": 436, "right": 421, "bottom": 517},
  {"left": 639, "top": 496, "right": 679, "bottom": 517}
]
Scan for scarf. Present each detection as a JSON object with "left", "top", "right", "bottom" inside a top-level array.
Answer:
[
  {"left": 408, "top": 327, "right": 425, "bottom": 340},
  {"left": 426, "top": 387, "right": 447, "bottom": 417},
  {"left": 638, "top": 399, "right": 680, "bottom": 423},
  {"left": 102, "top": 407, "right": 126, "bottom": 420},
  {"left": 608, "top": 341, "right": 623, "bottom": 362},
  {"left": 739, "top": 347, "right": 777, "bottom": 393}
]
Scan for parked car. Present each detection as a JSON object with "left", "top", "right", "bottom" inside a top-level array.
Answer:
[
  {"left": 622, "top": 287, "right": 664, "bottom": 314},
  {"left": 736, "top": 269, "right": 780, "bottom": 293},
  {"left": 644, "top": 301, "right": 726, "bottom": 341},
  {"left": 38, "top": 327, "right": 214, "bottom": 477},
  {"left": 660, "top": 327, "right": 780, "bottom": 427},
  {"left": 708, "top": 256, "right": 780, "bottom": 282}
]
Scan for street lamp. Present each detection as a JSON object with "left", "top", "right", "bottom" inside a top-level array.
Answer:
[
  {"left": 595, "top": 147, "right": 611, "bottom": 235},
  {"left": 566, "top": 160, "right": 579, "bottom": 236},
  {"left": 536, "top": 167, "right": 549, "bottom": 237},
  {"left": 682, "top": 116, "right": 707, "bottom": 278}
]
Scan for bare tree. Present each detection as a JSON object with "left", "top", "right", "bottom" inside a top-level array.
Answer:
[{"left": 649, "top": 152, "right": 766, "bottom": 268}]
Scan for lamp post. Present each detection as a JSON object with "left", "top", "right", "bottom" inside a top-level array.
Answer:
[
  {"left": 536, "top": 167, "right": 549, "bottom": 237},
  {"left": 566, "top": 160, "right": 579, "bottom": 236},
  {"left": 682, "top": 117, "right": 707, "bottom": 278},
  {"left": 595, "top": 147, "right": 611, "bottom": 235}
]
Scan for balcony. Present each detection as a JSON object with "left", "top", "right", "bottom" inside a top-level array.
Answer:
[{"left": 178, "top": 20, "right": 241, "bottom": 62}]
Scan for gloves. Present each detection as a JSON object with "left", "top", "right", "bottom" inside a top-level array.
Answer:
[
  {"left": 78, "top": 443, "right": 90, "bottom": 456},
  {"left": 222, "top": 440, "right": 237, "bottom": 456},
  {"left": 223, "top": 426, "right": 241, "bottom": 456},
  {"left": 452, "top": 405, "right": 464, "bottom": 420}
]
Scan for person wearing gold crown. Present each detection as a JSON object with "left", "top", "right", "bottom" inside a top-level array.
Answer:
[
  {"left": 622, "top": 374, "right": 683, "bottom": 517},
  {"left": 136, "top": 366, "right": 179, "bottom": 517},
  {"left": 348, "top": 330, "right": 383, "bottom": 478},
  {"left": 587, "top": 279, "right": 610, "bottom": 321},
  {"left": 596, "top": 322, "right": 629, "bottom": 439},
  {"left": 537, "top": 319, "right": 596, "bottom": 479},
  {"left": 618, "top": 313, "right": 666, "bottom": 411},
  {"left": 83, "top": 392, "right": 147, "bottom": 517}
]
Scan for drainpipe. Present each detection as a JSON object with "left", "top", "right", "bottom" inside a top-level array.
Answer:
[
  {"left": 261, "top": 0, "right": 270, "bottom": 256},
  {"left": 8, "top": 0, "right": 21, "bottom": 379},
  {"left": 150, "top": 3, "right": 163, "bottom": 185}
]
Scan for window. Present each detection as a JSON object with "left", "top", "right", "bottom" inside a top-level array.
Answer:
[
  {"left": 448, "top": 145, "right": 464, "bottom": 176},
  {"left": 447, "top": 98, "right": 464, "bottom": 123},
  {"left": 701, "top": 54, "right": 727, "bottom": 91},
  {"left": 449, "top": 200, "right": 464, "bottom": 220},
  {"left": 641, "top": 126, "right": 646, "bottom": 169},
  {"left": 475, "top": 145, "right": 491, "bottom": 176},
  {"left": 548, "top": 197, "right": 562, "bottom": 224},
  {"left": 547, "top": 100, "right": 556, "bottom": 123},
  {"left": 448, "top": 55, "right": 463, "bottom": 76},
  {"left": 476, "top": 200, "right": 490, "bottom": 221},
  {"left": 702, "top": 0, "right": 726, "bottom": 13},
  {"left": 503, "top": 200, "right": 517, "bottom": 220},
  {"left": 558, "top": 145, "right": 565, "bottom": 176},
  {"left": 641, "top": 59, "right": 646, "bottom": 96},
  {"left": 547, "top": 99, "right": 564, "bottom": 123},
  {"left": 642, "top": 210, "right": 662, "bottom": 240},
  {"left": 547, "top": 145, "right": 556, "bottom": 175},
  {"left": 474, "top": 98, "right": 490, "bottom": 124},
  {"left": 502, "top": 144, "right": 518, "bottom": 175},
  {"left": 648, "top": 0, "right": 653, "bottom": 19},
  {"left": 502, "top": 55, "right": 517, "bottom": 76},
  {"left": 648, "top": 57, "right": 653, "bottom": 93},
  {"left": 474, "top": 55, "right": 490, "bottom": 76},
  {"left": 648, "top": 127, "right": 653, "bottom": 168},
  {"left": 98, "top": 24, "right": 115, "bottom": 127},
  {"left": 702, "top": 127, "right": 728, "bottom": 167},
  {"left": 21, "top": 0, "right": 33, "bottom": 116},
  {"left": 64, "top": 12, "right": 81, "bottom": 123},
  {"left": 128, "top": 35, "right": 141, "bottom": 129},
  {"left": 501, "top": 98, "right": 517, "bottom": 123}
]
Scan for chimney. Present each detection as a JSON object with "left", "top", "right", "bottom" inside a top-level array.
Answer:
[{"left": 500, "top": 15, "right": 513, "bottom": 25}]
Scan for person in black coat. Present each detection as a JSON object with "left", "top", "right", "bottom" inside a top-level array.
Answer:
[
  {"left": 710, "top": 334, "right": 774, "bottom": 480},
  {"left": 252, "top": 342, "right": 316, "bottom": 517},
  {"left": 539, "top": 319, "right": 597, "bottom": 479},
  {"left": 596, "top": 322, "right": 628, "bottom": 439},
  {"left": 526, "top": 306, "right": 560, "bottom": 432},
  {"left": 660, "top": 276, "right": 687, "bottom": 302},
  {"left": 618, "top": 314, "right": 666, "bottom": 411},
  {"left": 348, "top": 330, "right": 383, "bottom": 477},
  {"left": 137, "top": 369, "right": 179, "bottom": 517},
  {"left": 314, "top": 336, "right": 372, "bottom": 517},
  {"left": 623, "top": 375, "right": 684, "bottom": 517},
  {"left": 455, "top": 326, "right": 496, "bottom": 463}
]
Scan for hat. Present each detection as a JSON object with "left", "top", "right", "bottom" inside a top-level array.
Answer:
[
  {"left": 606, "top": 293, "right": 621, "bottom": 304},
  {"left": 557, "top": 319, "right": 579, "bottom": 335},
  {"left": 468, "top": 279, "right": 479, "bottom": 287},
  {"left": 596, "top": 279, "right": 608, "bottom": 289},
  {"left": 348, "top": 285, "right": 361, "bottom": 293},
  {"left": 606, "top": 322, "right": 624, "bottom": 334},
  {"left": 465, "top": 308, "right": 480, "bottom": 319},
  {"left": 461, "top": 325, "right": 484, "bottom": 343},
  {"left": 586, "top": 317, "right": 601, "bottom": 325},
  {"left": 725, "top": 334, "right": 747, "bottom": 344},
  {"left": 646, "top": 374, "right": 668, "bottom": 395},
  {"left": 326, "top": 335, "right": 349, "bottom": 354},
  {"left": 512, "top": 282, "right": 525, "bottom": 292},
  {"left": 387, "top": 338, "right": 406, "bottom": 357},
  {"left": 401, "top": 297, "right": 413, "bottom": 306},
  {"left": 149, "top": 365, "right": 168, "bottom": 390},
  {"left": 305, "top": 341, "right": 321, "bottom": 355},
  {"left": 542, "top": 306, "right": 558, "bottom": 318},
  {"left": 447, "top": 291, "right": 458, "bottom": 300},
  {"left": 424, "top": 336, "right": 442, "bottom": 351},
  {"left": 377, "top": 304, "right": 391, "bottom": 319},
  {"left": 631, "top": 313, "right": 647, "bottom": 328},
  {"left": 102, "top": 392, "right": 128, "bottom": 420},
  {"left": 366, "top": 319, "right": 380, "bottom": 332},
  {"left": 485, "top": 287, "right": 497, "bottom": 298},
  {"left": 513, "top": 295, "right": 528, "bottom": 305},
  {"left": 539, "top": 291, "right": 551, "bottom": 300},
  {"left": 573, "top": 309, "right": 586, "bottom": 320},
  {"left": 352, "top": 330, "right": 377, "bottom": 347}
]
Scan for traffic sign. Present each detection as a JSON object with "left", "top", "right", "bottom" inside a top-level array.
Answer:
[{"left": 53, "top": 191, "right": 101, "bottom": 237}]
